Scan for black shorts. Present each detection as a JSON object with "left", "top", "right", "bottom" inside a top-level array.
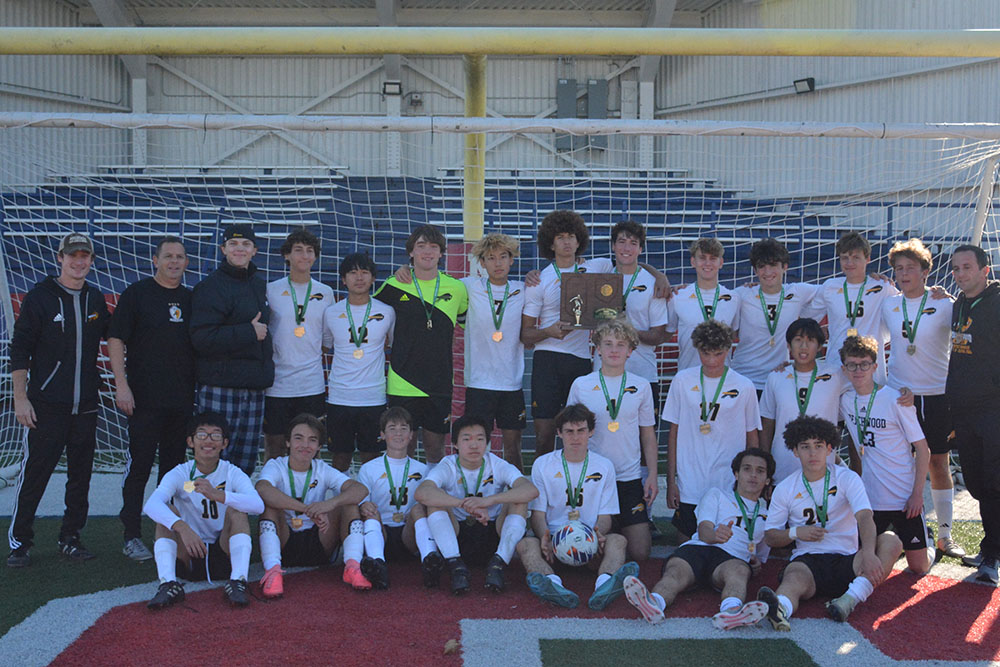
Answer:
[
  {"left": 615, "top": 479, "right": 649, "bottom": 528},
  {"left": 465, "top": 387, "right": 526, "bottom": 431},
  {"left": 530, "top": 350, "right": 592, "bottom": 420},
  {"left": 874, "top": 510, "right": 931, "bottom": 552},
  {"left": 177, "top": 539, "right": 230, "bottom": 582},
  {"left": 671, "top": 502, "right": 698, "bottom": 538},
  {"left": 786, "top": 552, "right": 857, "bottom": 598},
  {"left": 284, "top": 525, "right": 330, "bottom": 567},
  {"left": 387, "top": 394, "right": 452, "bottom": 435},
  {"left": 457, "top": 518, "right": 500, "bottom": 567},
  {"left": 327, "top": 403, "right": 385, "bottom": 454},
  {"left": 385, "top": 524, "right": 417, "bottom": 563},
  {"left": 264, "top": 393, "right": 326, "bottom": 436},
  {"left": 914, "top": 394, "right": 954, "bottom": 455},
  {"left": 649, "top": 381, "right": 661, "bottom": 415},
  {"left": 666, "top": 543, "right": 748, "bottom": 588}
]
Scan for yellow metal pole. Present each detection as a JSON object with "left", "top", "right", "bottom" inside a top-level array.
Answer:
[
  {"left": 3, "top": 27, "right": 1000, "bottom": 57},
  {"left": 463, "top": 54, "right": 486, "bottom": 244}
]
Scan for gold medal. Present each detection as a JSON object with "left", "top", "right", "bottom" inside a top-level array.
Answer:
[
  {"left": 353, "top": 348, "right": 364, "bottom": 359},
  {"left": 769, "top": 338, "right": 775, "bottom": 347},
  {"left": 568, "top": 509, "right": 580, "bottom": 521},
  {"left": 392, "top": 512, "right": 405, "bottom": 523},
  {"left": 492, "top": 331, "right": 503, "bottom": 343},
  {"left": 907, "top": 344, "right": 916, "bottom": 355},
  {"left": 847, "top": 328, "right": 858, "bottom": 337},
  {"left": 294, "top": 325, "right": 305, "bottom": 338},
  {"left": 183, "top": 481, "right": 195, "bottom": 493},
  {"left": 748, "top": 542, "right": 756, "bottom": 554},
  {"left": 291, "top": 517, "right": 303, "bottom": 530},
  {"left": 700, "top": 422, "right": 711, "bottom": 435},
  {"left": 607, "top": 421, "right": 620, "bottom": 433}
]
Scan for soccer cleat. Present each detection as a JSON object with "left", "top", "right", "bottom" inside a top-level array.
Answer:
[
  {"left": 343, "top": 560, "right": 373, "bottom": 590},
  {"left": 623, "top": 575, "right": 665, "bottom": 624},
  {"left": 526, "top": 572, "right": 579, "bottom": 609},
  {"left": 936, "top": 538, "right": 967, "bottom": 560},
  {"left": 484, "top": 554, "right": 506, "bottom": 592},
  {"left": 224, "top": 578, "right": 249, "bottom": 607},
  {"left": 712, "top": 600, "right": 769, "bottom": 630},
  {"left": 588, "top": 561, "right": 639, "bottom": 611},
  {"left": 260, "top": 564, "right": 284, "bottom": 598},
  {"left": 58, "top": 535, "right": 96, "bottom": 562},
  {"left": 421, "top": 551, "right": 444, "bottom": 588},
  {"left": 757, "top": 586, "right": 791, "bottom": 631},
  {"left": 361, "top": 557, "right": 390, "bottom": 590},
  {"left": 147, "top": 580, "right": 185, "bottom": 610},
  {"left": 826, "top": 592, "right": 859, "bottom": 622},
  {"left": 962, "top": 552, "right": 984, "bottom": 568},
  {"left": 976, "top": 557, "right": 999, "bottom": 585},
  {"left": 446, "top": 556, "right": 470, "bottom": 595},
  {"left": 6, "top": 546, "right": 30, "bottom": 568},
  {"left": 123, "top": 538, "right": 153, "bottom": 562}
]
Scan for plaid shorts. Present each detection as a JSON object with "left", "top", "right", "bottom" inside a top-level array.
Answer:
[{"left": 197, "top": 384, "right": 266, "bottom": 475}]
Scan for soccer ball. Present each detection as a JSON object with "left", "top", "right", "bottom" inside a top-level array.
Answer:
[{"left": 552, "top": 520, "right": 598, "bottom": 566}]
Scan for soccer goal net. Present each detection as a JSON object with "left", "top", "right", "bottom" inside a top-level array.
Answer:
[{"left": 0, "top": 117, "right": 998, "bottom": 479}]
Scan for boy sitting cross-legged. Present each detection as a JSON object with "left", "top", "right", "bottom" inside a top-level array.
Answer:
[
  {"left": 255, "top": 413, "right": 371, "bottom": 598},
  {"left": 143, "top": 412, "right": 265, "bottom": 609}
]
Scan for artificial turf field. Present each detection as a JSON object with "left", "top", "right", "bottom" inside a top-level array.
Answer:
[{"left": 1, "top": 516, "right": 997, "bottom": 666}]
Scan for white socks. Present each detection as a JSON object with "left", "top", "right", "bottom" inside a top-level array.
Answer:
[
  {"left": 427, "top": 511, "right": 461, "bottom": 559},
  {"left": 547, "top": 573, "right": 564, "bottom": 586},
  {"left": 932, "top": 487, "right": 954, "bottom": 540},
  {"left": 778, "top": 594, "right": 794, "bottom": 618},
  {"left": 363, "top": 519, "right": 385, "bottom": 560},
  {"left": 414, "top": 517, "right": 436, "bottom": 560},
  {"left": 846, "top": 575, "right": 874, "bottom": 603},
  {"left": 496, "top": 514, "right": 526, "bottom": 564},
  {"left": 259, "top": 520, "right": 281, "bottom": 570},
  {"left": 720, "top": 596, "right": 742, "bottom": 613},
  {"left": 594, "top": 572, "right": 611, "bottom": 591},
  {"left": 154, "top": 538, "right": 177, "bottom": 583},
  {"left": 651, "top": 592, "right": 666, "bottom": 611},
  {"left": 343, "top": 519, "right": 365, "bottom": 564},
  {"left": 229, "top": 533, "right": 252, "bottom": 581}
]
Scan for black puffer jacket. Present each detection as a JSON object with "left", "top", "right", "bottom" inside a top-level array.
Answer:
[
  {"left": 946, "top": 280, "right": 1000, "bottom": 417},
  {"left": 190, "top": 261, "right": 274, "bottom": 389}
]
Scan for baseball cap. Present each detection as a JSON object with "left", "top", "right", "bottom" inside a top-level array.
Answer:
[
  {"left": 58, "top": 233, "right": 94, "bottom": 255},
  {"left": 222, "top": 224, "right": 257, "bottom": 245}
]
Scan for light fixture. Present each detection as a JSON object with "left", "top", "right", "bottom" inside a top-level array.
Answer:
[
  {"left": 793, "top": 77, "right": 815, "bottom": 94},
  {"left": 382, "top": 80, "right": 402, "bottom": 96}
]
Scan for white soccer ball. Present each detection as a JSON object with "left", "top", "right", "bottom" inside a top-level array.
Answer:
[{"left": 551, "top": 520, "right": 598, "bottom": 566}]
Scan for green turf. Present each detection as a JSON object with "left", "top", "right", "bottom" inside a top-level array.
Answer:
[{"left": 540, "top": 639, "right": 817, "bottom": 666}]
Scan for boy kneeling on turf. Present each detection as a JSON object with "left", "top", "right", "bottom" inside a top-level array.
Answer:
[
  {"left": 356, "top": 407, "right": 440, "bottom": 589},
  {"left": 144, "top": 412, "right": 265, "bottom": 609},
  {"left": 518, "top": 403, "right": 638, "bottom": 610},
  {"left": 624, "top": 448, "right": 775, "bottom": 630},
  {"left": 415, "top": 414, "right": 539, "bottom": 594},
  {"left": 757, "top": 415, "right": 902, "bottom": 630},
  {"left": 256, "top": 413, "right": 371, "bottom": 597}
]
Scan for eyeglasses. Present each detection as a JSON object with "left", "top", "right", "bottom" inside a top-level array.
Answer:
[
  {"left": 844, "top": 361, "right": 874, "bottom": 372},
  {"left": 193, "top": 431, "right": 224, "bottom": 442}
]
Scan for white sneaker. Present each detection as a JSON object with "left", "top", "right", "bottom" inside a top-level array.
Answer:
[{"left": 123, "top": 538, "right": 153, "bottom": 562}]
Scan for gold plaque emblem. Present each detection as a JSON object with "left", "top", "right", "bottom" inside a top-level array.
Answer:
[{"left": 600, "top": 284, "right": 614, "bottom": 297}]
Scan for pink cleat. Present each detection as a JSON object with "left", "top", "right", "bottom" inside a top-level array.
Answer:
[
  {"left": 343, "top": 559, "right": 373, "bottom": 590},
  {"left": 260, "top": 564, "right": 284, "bottom": 598}
]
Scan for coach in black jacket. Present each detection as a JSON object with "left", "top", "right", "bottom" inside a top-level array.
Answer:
[
  {"left": 7, "top": 233, "right": 111, "bottom": 568},
  {"left": 190, "top": 224, "right": 273, "bottom": 475}
]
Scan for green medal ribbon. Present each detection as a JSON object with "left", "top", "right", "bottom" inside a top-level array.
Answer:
[
  {"left": 616, "top": 266, "right": 641, "bottom": 309},
  {"left": 412, "top": 271, "right": 441, "bottom": 329},
  {"left": 561, "top": 452, "right": 589, "bottom": 510},
  {"left": 842, "top": 277, "right": 867, "bottom": 329},
  {"left": 734, "top": 491, "right": 761, "bottom": 542},
  {"left": 801, "top": 468, "right": 831, "bottom": 527},
  {"left": 758, "top": 286, "right": 785, "bottom": 337},
  {"left": 901, "top": 290, "right": 930, "bottom": 345},
  {"left": 598, "top": 371, "right": 628, "bottom": 423},
  {"left": 699, "top": 366, "right": 729, "bottom": 423},
  {"left": 695, "top": 284, "right": 720, "bottom": 321},
  {"left": 287, "top": 277, "right": 313, "bottom": 326},
  {"left": 486, "top": 280, "right": 510, "bottom": 332},
  {"left": 383, "top": 454, "right": 411, "bottom": 511},
  {"left": 853, "top": 384, "right": 880, "bottom": 452},
  {"left": 189, "top": 460, "right": 218, "bottom": 481},
  {"left": 287, "top": 461, "right": 314, "bottom": 506},
  {"left": 345, "top": 299, "right": 373, "bottom": 350},
  {"left": 955, "top": 295, "right": 984, "bottom": 331},
  {"left": 457, "top": 456, "right": 487, "bottom": 498},
  {"left": 551, "top": 262, "right": 579, "bottom": 283},
  {"left": 794, "top": 367, "right": 818, "bottom": 416}
]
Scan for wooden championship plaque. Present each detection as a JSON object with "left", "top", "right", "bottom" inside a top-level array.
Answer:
[{"left": 560, "top": 273, "right": 623, "bottom": 330}]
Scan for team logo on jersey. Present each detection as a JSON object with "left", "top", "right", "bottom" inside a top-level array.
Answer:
[
  {"left": 216, "top": 481, "right": 227, "bottom": 491},
  {"left": 817, "top": 373, "right": 833, "bottom": 382},
  {"left": 509, "top": 289, "right": 522, "bottom": 298},
  {"left": 368, "top": 313, "right": 385, "bottom": 322},
  {"left": 632, "top": 285, "right": 647, "bottom": 293},
  {"left": 630, "top": 502, "right": 645, "bottom": 514},
  {"left": 554, "top": 471, "right": 563, "bottom": 479},
  {"left": 308, "top": 480, "right": 318, "bottom": 490},
  {"left": 922, "top": 307, "right": 937, "bottom": 315},
  {"left": 584, "top": 472, "right": 603, "bottom": 483},
  {"left": 784, "top": 293, "right": 795, "bottom": 300},
  {"left": 437, "top": 293, "right": 454, "bottom": 302},
  {"left": 399, "top": 294, "right": 410, "bottom": 301},
  {"left": 407, "top": 472, "right": 423, "bottom": 481},
  {"left": 721, "top": 389, "right": 740, "bottom": 399},
  {"left": 719, "top": 294, "right": 733, "bottom": 301},
  {"left": 624, "top": 385, "right": 639, "bottom": 394},
  {"left": 309, "top": 293, "right": 324, "bottom": 301},
  {"left": 482, "top": 475, "right": 494, "bottom": 486},
  {"left": 865, "top": 285, "right": 884, "bottom": 295},
  {"left": 168, "top": 305, "right": 183, "bottom": 322},
  {"left": 87, "top": 312, "right": 99, "bottom": 322},
  {"left": 828, "top": 486, "right": 838, "bottom": 497}
]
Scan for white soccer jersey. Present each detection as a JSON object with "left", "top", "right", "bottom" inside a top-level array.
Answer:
[
  {"left": 839, "top": 385, "right": 925, "bottom": 511},
  {"left": 143, "top": 460, "right": 264, "bottom": 543},
  {"left": 357, "top": 454, "right": 428, "bottom": 527},
  {"left": 589, "top": 259, "right": 669, "bottom": 383},
  {"left": 759, "top": 363, "right": 847, "bottom": 483},
  {"left": 323, "top": 297, "right": 395, "bottom": 407},
  {"left": 662, "top": 365, "right": 761, "bottom": 504},
  {"left": 818, "top": 277, "right": 898, "bottom": 385},
  {"left": 683, "top": 487, "right": 770, "bottom": 563},
  {"left": 667, "top": 283, "right": 740, "bottom": 371},
  {"left": 426, "top": 452, "right": 526, "bottom": 521},
  {"left": 730, "top": 283, "right": 824, "bottom": 390},
  {"left": 567, "top": 369, "right": 655, "bottom": 482},
  {"left": 523, "top": 258, "right": 607, "bottom": 360},
  {"left": 765, "top": 464, "right": 871, "bottom": 558},
  {"left": 881, "top": 292, "right": 953, "bottom": 395},
  {"left": 462, "top": 276, "right": 526, "bottom": 391},
  {"left": 258, "top": 456, "right": 351, "bottom": 532},
  {"left": 529, "top": 450, "right": 619, "bottom": 534},
  {"left": 267, "top": 278, "right": 335, "bottom": 397}
]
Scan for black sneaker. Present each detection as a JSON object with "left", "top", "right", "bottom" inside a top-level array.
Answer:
[
  {"left": 484, "top": 553, "right": 506, "bottom": 592},
  {"left": 147, "top": 580, "right": 185, "bottom": 610},
  {"left": 447, "top": 556, "right": 470, "bottom": 596},
  {"left": 6, "top": 546, "right": 30, "bottom": 568},
  {"left": 421, "top": 551, "right": 444, "bottom": 588},
  {"left": 362, "top": 556, "right": 390, "bottom": 590},
  {"left": 58, "top": 536, "right": 96, "bottom": 562},
  {"left": 224, "top": 578, "right": 249, "bottom": 607}
]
